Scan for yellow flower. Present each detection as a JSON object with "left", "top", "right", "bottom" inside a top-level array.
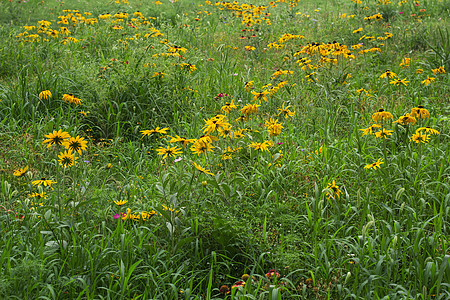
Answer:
[
  {"left": 39, "top": 90, "right": 52, "bottom": 100},
  {"left": 265, "top": 118, "right": 283, "bottom": 137},
  {"left": 141, "top": 127, "right": 169, "bottom": 137},
  {"left": 245, "top": 46, "right": 256, "bottom": 51},
  {"left": 114, "top": 199, "right": 128, "bottom": 206},
  {"left": 244, "top": 81, "right": 254, "bottom": 91},
  {"left": 314, "top": 147, "right": 323, "bottom": 155},
  {"left": 190, "top": 140, "right": 214, "bottom": 156},
  {"left": 152, "top": 72, "right": 167, "bottom": 78},
  {"left": 393, "top": 114, "right": 416, "bottom": 126},
  {"left": 250, "top": 90, "right": 270, "bottom": 103},
  {"left": 410, "top": 106, "right": 430, "bottom": 119},
  {"left": 58, "top": 150, "right": 78, "bottom": 167},
  {"left": 202, "top": 115, "right": 229, "bottom": 134},
  {"left": 326, "top": 180, "right": 342, "bottom": 199},
  {"left": 168, "top": 135, "right": 195, "bottom": 148},
  {"left": 389, "top": 78, "right": 409, "bottom": 86},
  {"left": 221, "top": 100, "right": 237, "bottom": 114},
  {"left": 193, "top": 162, "right": 214, "bottom": 176},
  {"left": 63, "top": 136, "right": 88, "bottom": 155},
  {"left": 179, "top": 63, "right": 197, "bottom": 73},
  {"left": 277, "top": 102, "right": 295, "bottom": 118},
  {"left": 13, "top": 166, "right": 29, "bottom": 177},
  {"left": 248, "top": 141, "right": 270, "bottom": 152},
  {"left": 372, "top": 109, "right": 393, "bottom": 122},
  {"left": 416, "top": 127, "right": 439, "bottom": 135},
  {"left": 410, "top": 131, "right": 430, "bottom": 144},
  {"left": 240, "top": 103, "right": 260, "bottom": 116},
  {"left": 62, "top": 93, "right": 82, "bottom": 105},
  {"left": 432, "top": 66, "right": 445, "bottom": 74},
  {"left": 32, "top": 178, "right": 56, "bottom": 188},
  {"left": 364, "top": 158, "right": 384, "bottom": 170},
  {"left": 28, "top": 191, "right": 48, "bottom": 199},
  {"left": 352, "top": 28, "right": 363, "bottom": 33},
  {"left": 43, "top": 129, "right": 71, "bottom": 148},
  {"left": 375, "top": 128, "right": 393, "bottom": 139},
  {"left": 421, "top": 77, "right": 435, "bottom": 86},
  {"left": 156, "top": 145, "right": 182, "bottom": 159},
  {"left": 359, "top": 124, "right": 382, "bottom": 136},
  {"left": 399, "top": 57, "right": 411, "bottom": 68},
  {"left": 379, "top": 70, "right": 397, "bottom": 79}
]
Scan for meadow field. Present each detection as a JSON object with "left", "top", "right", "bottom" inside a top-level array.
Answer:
[{"left": 0, "top": 0, "right": 449, "bottom": 298}]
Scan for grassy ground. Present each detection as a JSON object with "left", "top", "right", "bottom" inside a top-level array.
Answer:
[{"left": 0, "top": 0, "right": 449, "bottom": 299}]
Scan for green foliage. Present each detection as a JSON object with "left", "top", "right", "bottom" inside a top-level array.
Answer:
[{"left": 0, "top": 0, "right": 449, "bottom": 298}]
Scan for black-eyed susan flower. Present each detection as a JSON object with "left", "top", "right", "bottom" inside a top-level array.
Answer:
[
  {"left": 265, "top": 118, "right": 283, "bottom": 137},
  {"left": 218, "top": 124, "right": 233, "bottom": 138},
  {"left": 32, "top": 178, "right": 56, "bottom": 188},
  {"left": 114, "top": 199, "right": 128, "bottom": 206},
  {"left": 244, "top": 81, "right": 254, "bottom": 91},
  {"left": 250, "top": 90, "right": 270, "bottom": 103},
  {"left": 141, "top": 127, "right": 169, "bottom": 137},
  {"left": 277, "top": 102, "right": 295, "bottom": 118},
  {"left": 13, "top": 166, "right": 29, "bottom": 177},
  {"left": 141, "top": 210, "right": 157, "bottom": 221},
  {"left": 432, "top": 66, "right": 445, "bottom": 74},
  {"left": 410, "top": 131, "right": 430, "bottom": 144},
  {"left": 58, "top": 150, "right": 78, "bottom": 167},
  {"left": 152, "top": 72, "right": 167, "bottom": 78},
  {"left": 63, "top": 136, "right": 88, "bottom": 155},
  {"left": 39, "top": 90, "right": 52, "bottom": 100},
  {"left": 326, "top": 180, "right": 342, "bottom": 199},
  {"left": 393, "top": 114, "right": 416, "bottom": 126},
  {"left": 421, "top": 77, "right": 435, "bottom": 86},
  {"left": 379, "top": 70, "right": 397, "bottom": 79},
  {"left": 360, "top": 124, "right": 382, "bottom": 136},
  {"left": 240, "top": 103, "right": 260, "bottom": 116},
  {"left": 221, "top": 100, "right": 237, "bottom": 114},
  {"left": 372, "top": 109, "right": 393, "bottom": 122},
  {"left": 399, "top": 57, "right": 411, "bottom": 68},
  {"left": 62, "top": 93, "right": 82, "bottom": 105},
  {"left": 168, "top": 135, "right": 195, "bottom": 148},
  {"left": 193, "top": 162, "right": 214, "bottom": 176},
  {"left": 364, "top": 158, "right": 384, "bottom": 170},
  {"left": 410, "top": 106, "right": 430, "bottom": 119},
  {"left": 28, "top": 191, "right": 48, "bottom": 199},
  {"left": 375, "top": 128, "right": 394, "bottom": 139},
  {"left": 248, "top": 141, "right": 270, "bottom": 152},
  {"left": 416, "top": 127, "right": 439, "bottom": 135},
  {"left": 245, "top": 45, "right": 256, "bottom": 51},
  {"left": 43, "top": 129, "right": 71, "bottom": 148},
  {"left": 389, "top": 77, "right": 409, "bottom": 86},
  {"left": 156, "top": 145, "right": 182, "bottom": 159},
  {"left": 179, "top": 63, "right": 197, "bottom": 73},
  {"left": 190, "top": 139, "right": 214, "bottom": 156},
  {"left": 202, "top": 115, "right": 229, "bottom": 134}
]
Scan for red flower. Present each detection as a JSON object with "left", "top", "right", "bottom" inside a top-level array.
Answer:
[{"left": 265, "top": 269, "right": 281, "bottom": 279}]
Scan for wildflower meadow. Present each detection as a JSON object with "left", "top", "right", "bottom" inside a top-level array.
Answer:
[{"left": 0, "top": 0, "right": 449, "bottom": 298}]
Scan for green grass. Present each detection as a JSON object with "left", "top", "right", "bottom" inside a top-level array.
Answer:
[{"left": 0, "top": 0, "right": 449, "bottom": 298}]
